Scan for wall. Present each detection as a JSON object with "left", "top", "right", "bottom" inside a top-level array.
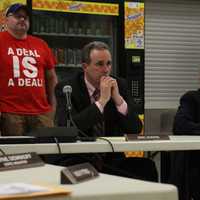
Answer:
[{"left": 144, "top": 0, "right": 200, "bottom": 134}]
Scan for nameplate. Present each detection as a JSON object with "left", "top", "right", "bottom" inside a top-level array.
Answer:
[
  {"left": 0, "top": 152, "right": 44, "bottom": 171},
  {"left": 125, "top": 134, "right": 169, "bottom": 141},
  {"left": 61, "top": 162, "right": 99, "bottom": 184}
]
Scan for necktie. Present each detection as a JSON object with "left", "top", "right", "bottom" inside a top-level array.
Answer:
[
  {"left": 92, "top": 89, "right": 104, "bottom": 136},
  {"left": 92, "top": 88, "right": 100, "bottom": 102}
]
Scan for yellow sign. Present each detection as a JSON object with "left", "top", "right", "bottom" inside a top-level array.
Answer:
[
  {"left": 0, "top": 0, "right": 26, "bottom": 31},
  {"left": 124, "top": 2, "right": 144, "bottom": 49},
  {"left": 124, "top": 114, "right": 144, "bottom": 158},
  {"left": 32, "top": 0, "right": 119, "bottom": 16}
]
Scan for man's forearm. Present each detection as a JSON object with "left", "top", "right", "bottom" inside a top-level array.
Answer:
[{"left": 45, "top": 69, "right": 58, "bottom": 111}]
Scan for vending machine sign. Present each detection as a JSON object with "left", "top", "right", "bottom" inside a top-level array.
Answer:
[
  {"left": 32, "top": 0, "right": 119, "bottom": 16},
  {"left": 124, "top": 2, "right": 144, "bottom": 49}
]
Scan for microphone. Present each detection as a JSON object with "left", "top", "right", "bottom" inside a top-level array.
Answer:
[
  {"left": 63, "top": 85, "right": 72, "bottom": 111},
  {"left": 62, "top": 85, "right": 96, "bottom": 141}
]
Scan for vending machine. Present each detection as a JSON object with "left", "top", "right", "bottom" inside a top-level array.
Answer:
[{"left": 124, "top": 1, "right": 144, "bottom": 113}]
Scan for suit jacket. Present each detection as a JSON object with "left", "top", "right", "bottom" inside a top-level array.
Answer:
[
  {"left": 172, "top": 89, "right": 200, "bottom": 200},
  {"left": 173, "top": 89, "right": 200, "bottom": 134},
  {"left": 55, "top": 70, "right": 142, "bottom": 137}
]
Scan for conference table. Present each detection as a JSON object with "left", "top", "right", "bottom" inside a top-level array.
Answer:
[
  {"left": 0, "top": 164, "right": 178, "bottom": 200},
  {"left": 0, "top": 135, "right": 199, "bottom": 184},
  {"left": 0, "top": 135, "right": 200, "bottom": 154},
  {"left": 2, "top": 135, "right": 199, "bottom": 200}
]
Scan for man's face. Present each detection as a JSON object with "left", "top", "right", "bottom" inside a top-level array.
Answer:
[
  {"left": 6, "top": 9, "right": 30, "bottom": 34},
  {"left": 83, "top": 49, "right": 112, "bottom": 88}
]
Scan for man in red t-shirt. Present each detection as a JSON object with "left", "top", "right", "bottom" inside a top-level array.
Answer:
[{"left": 0, "top": 3, "right": 58, "bottom": 135}]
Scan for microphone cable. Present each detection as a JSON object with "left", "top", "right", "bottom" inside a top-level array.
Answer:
[
  {"left": 97, "top": 137, "right": 115, "bottom": 152},
  {"left": 68, "top": 111, "right": 95, "bottom": 141},
  {"left": 68, "top": 111, "right": 115, "bottom": 152},
  {"left": 0, "top": 148, "right": 7, "bottom": 157},
  {"left": 53, "top": 137, "right": 62, "bottom": 154},
  {"left": 0, "top": 148, "right": 12, "bottom": 162}
]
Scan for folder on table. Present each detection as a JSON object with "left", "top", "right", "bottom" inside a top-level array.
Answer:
[{"left": 0, "top": 183, "right": 71, "bottom": 199}]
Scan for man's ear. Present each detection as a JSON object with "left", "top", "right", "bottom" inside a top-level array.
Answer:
[
  {"left": 4, "top": 17, "right": 8, "bottom": 25},
  {"left": 82, "top": 62, "right": 88, "bottom": 70}
]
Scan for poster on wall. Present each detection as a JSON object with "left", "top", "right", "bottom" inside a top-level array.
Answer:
[
  {"left": 124, "top": 2, "right": 144, "bottom": 49},
  {"left": 0, "top": 0, "right": 26, "bottom": 32}
]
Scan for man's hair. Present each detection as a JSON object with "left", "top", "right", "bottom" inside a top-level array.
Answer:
[{"left": 81, "top": 41, "right": 110, "bottom": 64}]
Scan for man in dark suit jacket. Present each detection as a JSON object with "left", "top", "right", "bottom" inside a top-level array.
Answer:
[
  {"left": 56, "top": 71, "right": 141, "bottom": 136},
  {"left": 55, "top": 41, "right": 158, "bottom": 182},
  {"left": 172, "top": 90, "right": 200, "bottom": 200}
]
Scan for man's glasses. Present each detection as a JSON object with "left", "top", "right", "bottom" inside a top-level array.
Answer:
[{"left": 7, "top": 13, "right": 29, "bottom": 20}]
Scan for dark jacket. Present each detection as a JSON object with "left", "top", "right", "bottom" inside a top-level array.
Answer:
[
  {"left": 55, "top": 70, "right": 142, "bottom": 137},
  {"left": 172, "top": 90, "right": 200, "bottom": 200},
  {"left": 173, "top": 90, "right": 200, "bottom": 134}
]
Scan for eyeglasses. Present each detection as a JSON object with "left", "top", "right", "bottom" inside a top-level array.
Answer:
[{"left": 7, "top": 13, "right": 29, "bottom": 20}]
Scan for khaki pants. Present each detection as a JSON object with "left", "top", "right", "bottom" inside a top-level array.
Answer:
[{"left": 0, "top": 112, "right": 54, "bottom": 136}]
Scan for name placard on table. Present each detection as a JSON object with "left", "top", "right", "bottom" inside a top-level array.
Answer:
[
  {"left": 61, "top": 162, "right": 99, "bottom": 184},
  {"left": 125, "top": 134, "right": 170, "bottom": 141},
  {"left": 0, "top": 152, "right": 44, "bottom": 171}
]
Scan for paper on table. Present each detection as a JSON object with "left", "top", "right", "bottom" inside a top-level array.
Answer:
[
  {"left": 0, "top": 183, "right": 48, "bottom": 195},
  {"left": 0, "top": 182, "right": 71, "bottom": 199}
]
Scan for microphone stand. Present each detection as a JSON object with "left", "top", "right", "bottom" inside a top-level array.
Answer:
[
  {"left": 64, "top": 94, "right": 80, "bottom": 140},
  {"left": 66, "top": 106, "right": 71, "bottom": 128},
  {"left": 65, "top": 90, "right": 72, "bottom": 128}
]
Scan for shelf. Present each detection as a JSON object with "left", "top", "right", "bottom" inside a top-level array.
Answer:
[
  {"left": 55, "top": 66, "right": 83, "bottom": 81},
  {"left": 56, "top": 64, "right": 82, "bottom": 68},
  {"left": 32, "top": 32, "right": 112, "bottom": 39}
]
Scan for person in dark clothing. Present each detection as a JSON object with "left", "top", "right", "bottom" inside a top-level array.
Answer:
[
  {"left": 173, "top": 90, "right": 200, "bottom": 134},
  {"left": 172, "top": 90, "right": 200, "bottom": 200},
  {"left": 55, "top": 41, "right": 158, "bottom": 182}
]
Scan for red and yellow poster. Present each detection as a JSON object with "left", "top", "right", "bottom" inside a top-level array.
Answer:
[
  {"left": 125, "top": 2, "right": 144, "bottom": 49},
  {"left": 0, "top": 0, "right": 26, "bottom": 32},
  {"left": 32, "top": 0, "right": 119, "bottom": 16}
]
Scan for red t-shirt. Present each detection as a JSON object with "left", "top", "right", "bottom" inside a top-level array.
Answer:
[{"left": 0, "top": 31, "right": 56, "bottom": 114}]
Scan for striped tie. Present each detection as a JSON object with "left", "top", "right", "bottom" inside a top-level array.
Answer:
[
  {"left": 93, "top": 89, "right": 100, "bottom": 101},
  {"left": 92, "top": 89, "right": 104, "bottom": 136}
]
